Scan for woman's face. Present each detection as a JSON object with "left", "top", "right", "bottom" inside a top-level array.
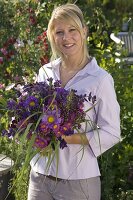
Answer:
[{"left": 53, "top": 20, "right": 85, "bottom": 59}]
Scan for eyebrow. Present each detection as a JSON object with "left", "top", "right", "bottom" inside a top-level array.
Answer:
[{"left": 55, "top": 25, "right": 75, "bottom": 30}]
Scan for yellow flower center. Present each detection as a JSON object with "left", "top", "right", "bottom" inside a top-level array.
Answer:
[
  {"left": 57, "top": 131, "right": 61, "bottom": 135},
  {"left": 40, "top": 141, "right": 45, "bottom": 145},
  {"left": 53, "top": 124, "right": 58, "bottom": 129},
  {"left": 48, "top": 116, "right": 55, "bottom": 123},
  {"left": 63, "top": 127, "right": 67, "bottom": 131},
  {"left": 29, "top": 101, "right": 35, "bottom": 107},
  {"left": 41, "top": 124, "right": 46, "bottom": 129}
]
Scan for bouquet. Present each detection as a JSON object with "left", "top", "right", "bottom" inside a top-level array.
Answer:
[{"left": 2, "top": 78, "right": 96, "bottom": 172}]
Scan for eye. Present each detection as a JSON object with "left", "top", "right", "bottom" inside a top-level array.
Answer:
[
  {"left": 69, "top": 28, "right": 76, "bottom": 32},
  {"left": 55, "top": 31, "right": 64, "bottom": 35}
]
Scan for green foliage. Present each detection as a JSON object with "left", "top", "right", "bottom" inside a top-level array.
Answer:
[{"left": 0, "top": 0, "right": 133, "bottom": 200}]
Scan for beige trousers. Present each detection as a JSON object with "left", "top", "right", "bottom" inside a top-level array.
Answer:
[{"left": 28, "top": 169, "right": 101, "bottom": 200}]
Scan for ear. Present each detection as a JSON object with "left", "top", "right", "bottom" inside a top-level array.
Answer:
[{"left": 83, "top": 26, "right": 88, "bottom": 38}]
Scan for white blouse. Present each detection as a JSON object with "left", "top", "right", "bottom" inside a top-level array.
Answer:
[{"left": 30, "top": 57, "right": 121, "bottom": 180}]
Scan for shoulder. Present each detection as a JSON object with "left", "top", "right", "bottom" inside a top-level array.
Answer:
[
  {"left": 38, "top": 58, "right": 61, "bottom": 82},
  {"left": 97, "top": 67, "right": 114, "bottom": 87},
  {"left": 88, "top": 57, "right": 111, "bottom": 79},
  {"left": 95, "top": 68, "right": 115, "bottom": 99},
  {"left": 39, "top": 58, "right": 61, "bottom": 74},
  {"left": 88, "top": 58, "right": 114, "bottom": 93},
  {"left": 89, "top": 60, "right": 117, "bottom": 105}
]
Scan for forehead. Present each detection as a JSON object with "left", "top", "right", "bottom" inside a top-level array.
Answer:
[{"left": 53, "top": 19, "right": 76, "bottom": 30}]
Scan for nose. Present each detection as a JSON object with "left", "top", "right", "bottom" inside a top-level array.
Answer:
[{"left": 62, "top": 32, "right": 70, "bottom": 40}]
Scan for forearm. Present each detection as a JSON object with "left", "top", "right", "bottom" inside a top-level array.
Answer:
[{"left": 62, "top": 133, "right": 89, "bottom": 145}]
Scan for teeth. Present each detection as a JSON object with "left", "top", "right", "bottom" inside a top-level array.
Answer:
[{"left": 64, "top": 44, "right": 73, "bottom": 47}]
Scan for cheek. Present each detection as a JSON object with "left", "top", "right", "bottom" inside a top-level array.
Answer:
[
  {"left": 54, "top": 37, "right": 61, "bottom": 45},
  {"left": 54, "top": 37, "right": 63, "bottom": 52},
  {"left": 73, "top": 32, "right": 82, "bottom": 42}
]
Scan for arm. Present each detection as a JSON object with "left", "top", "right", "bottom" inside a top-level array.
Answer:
[
  {"left": 87, "top": 74, "right": 121, "bottom": 157},
  {"left": 62, "top": 133, "right": 89, "bottom": 145},
  {"left": 63, "top": 74, "right": 121, "bottom": 157}
]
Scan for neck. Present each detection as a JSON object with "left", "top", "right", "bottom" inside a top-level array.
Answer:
[{"left": 61, "top": 56, "right": 89, "bottom": 71}]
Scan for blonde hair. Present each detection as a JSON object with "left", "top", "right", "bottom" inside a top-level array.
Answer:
[{"left": 47, "top": 3, "right": 89, "bottom": 63}]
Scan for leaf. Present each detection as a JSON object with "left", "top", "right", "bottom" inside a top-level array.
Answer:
[{"left": 0, "top": 96, "right": 7, "bottom": 106}]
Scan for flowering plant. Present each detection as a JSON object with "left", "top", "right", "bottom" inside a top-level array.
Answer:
[{"left": 2, "top": 78, "right": 96, "bottom": 173}]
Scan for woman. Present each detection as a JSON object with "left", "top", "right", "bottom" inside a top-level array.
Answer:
[{"left": 28, "top": 3, "right": 121, "bottom": 200}]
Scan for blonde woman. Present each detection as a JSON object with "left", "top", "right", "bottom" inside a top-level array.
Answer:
[{"left": 28, "top": 4, "right": 121, "bottom": 200}]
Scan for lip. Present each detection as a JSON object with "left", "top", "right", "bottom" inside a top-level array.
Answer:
[{"left": 63, "top": 44, "right": 74, "bottom": 48}]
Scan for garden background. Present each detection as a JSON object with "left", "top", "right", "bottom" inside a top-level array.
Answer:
[{"left": 0, "top": 0, "right": 133, "bottom": 199}]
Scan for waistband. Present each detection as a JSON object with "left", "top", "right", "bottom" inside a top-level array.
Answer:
[{"left": 45, "top": 175, "right": 63, "bottom": 182}]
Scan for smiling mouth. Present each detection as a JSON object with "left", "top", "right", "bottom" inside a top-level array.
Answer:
[{"left": 63, "top": 44, "right": 74, "bottom": 48}]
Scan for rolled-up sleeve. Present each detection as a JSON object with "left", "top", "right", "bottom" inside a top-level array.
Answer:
[{"left": 86, "top": 74, "right": 121, "bottom": 157}]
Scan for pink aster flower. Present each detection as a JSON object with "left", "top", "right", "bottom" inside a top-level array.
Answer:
[
  {"left": 60, "top": 122, "right": 74, "bottom": 136},
  {"left": 34, "top": 136, "right": 50, "bottom": 149},
  {"left": 39, "top": 122, "right": 49, "bottom": 135},
  {"left": 54, "top": 129, "right": 63, "bottom": 137}
]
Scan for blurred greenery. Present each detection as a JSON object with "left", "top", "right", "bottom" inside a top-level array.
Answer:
[{"left": 0, "top": 0, "right": 133, "bottom": 199}]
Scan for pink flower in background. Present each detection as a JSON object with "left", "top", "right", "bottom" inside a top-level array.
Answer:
[
  {"left": 14, "top": 76, "right": 21, "bottom": 82},
  {"left": 40, "top": 55, "right": 49, "bottom": 65},
  {"left": 0, "top": 57, "right": 3, "bottom": 64},
  {"left": 1, "top": 48, "right": 8, "bottom": 56},
  {"left": 0, "top": 83, "right": 5, "bottom": 89}
]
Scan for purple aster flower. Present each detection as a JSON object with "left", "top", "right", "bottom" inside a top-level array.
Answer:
[
  {"left": 42, "top": 110, "right": 62, "bottom": 129},
  {"left": 24, "top": 96, "right": 39, "bottom": 109},
  {"left": 7, "top": 99, "right": 17, "bottom": 110}
]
